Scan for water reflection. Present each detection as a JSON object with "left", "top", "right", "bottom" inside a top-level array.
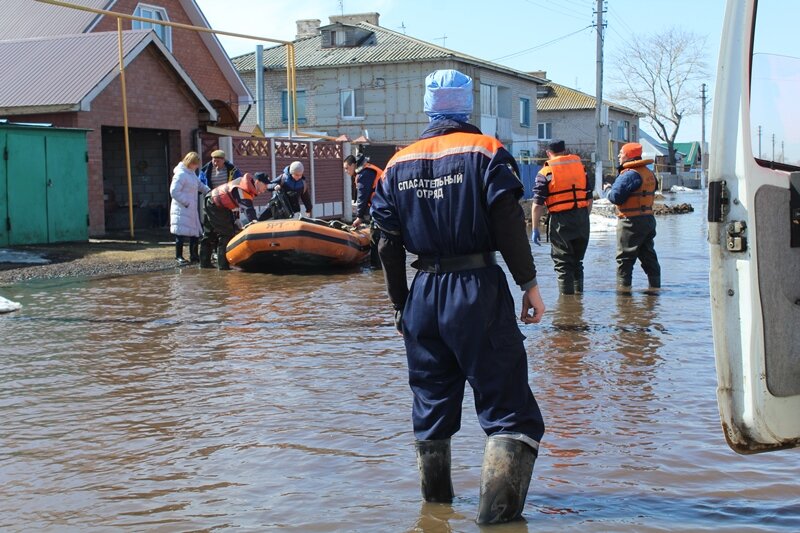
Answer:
[{"left": 3, "top": 209, "right": 800, "bottom": 531}]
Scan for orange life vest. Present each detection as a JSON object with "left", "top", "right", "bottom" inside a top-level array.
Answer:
[
  {"left": 542, "top": 154, "right": 589, "bottom": 213},
  {"left": 211, "top": 175, "right": 258, "bottom": 211},
  {"left": 358, "top": 162, "right": 384, "bottom": 205},
  {"left": 616, "top": 159, "right": 657, "bottom": 218}
]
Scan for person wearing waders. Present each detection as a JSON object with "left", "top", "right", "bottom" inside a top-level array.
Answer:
[
  {"left": 343, "top": 153, "right": 384, "bottom": 268},
  {"left": 199, "top": 172, "right": 270, "bottom": 270},
  {"left": 531, "top": 140, "right": 592, "bottom": 294},
  {"left": 604, "top": 142, "right": 661, "bottom": 290},
  {"left": 370, "top": 69, "right": 546, "bottom": 525}
]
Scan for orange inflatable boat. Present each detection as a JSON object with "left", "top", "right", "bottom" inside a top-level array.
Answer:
[{"left": 226, "top": 218, "right": 371, "bottom": 271}]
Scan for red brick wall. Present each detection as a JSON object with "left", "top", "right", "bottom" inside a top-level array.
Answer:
[
  {"left": 90, "top": 0, "right": 241, "bottom": 115},
  {"left": 13, "top": 45, "right": 202, "bottom": 235}
]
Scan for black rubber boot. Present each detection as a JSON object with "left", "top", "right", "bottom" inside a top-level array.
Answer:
[
  {"left": 574, "top": 273, "right": 584, "bottom": 294},
  {"left": 199, "top": 242, "right": 213, "bottom": 268},
  {"left": 647, "top": 276, "right": 661, "bottom": 289},
  {"left": 217, "top": 241, "right": 231, "bottom": 270},
  {"left": 476, "top": 435, "right": 536, "bottom": 525},
  {"left": 189, "top": 240, "right": 200, "bottom": 263},
  {"left": 617, "top": 275, "right": 632, "bottom": 292},
  {"left": 557, "top": 279, "right": 575, "bottom": 295},
  {"left": 415, "top": 439, "right": 454, "bottom": 503}
]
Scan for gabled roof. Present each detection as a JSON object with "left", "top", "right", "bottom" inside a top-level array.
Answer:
[
  {"left": 0, "top": 0, "right": 251, "bottom": 105},
  {"left": 0, "top": 0, "right": 111, "bottom": 40},
  {"left": 537, "top": 81, "right": 641, "bottom": 115},
  {"left": 671, "top": 142, "right": 700, "bottom": 165},
  {"left": 232, "top": 22, "right": 547, "bottom": 85},
  {"left": 0, "top": 31, "right": 216, "bottom": 118},
  {"left": 639, "top": 130, "right": 686, "bottom": 159}
]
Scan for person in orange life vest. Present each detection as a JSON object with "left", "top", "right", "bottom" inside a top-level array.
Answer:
[
  {"left": 531, "top": 139, "right": 592, "bottom": 295},
  {"left": 370, "top": 69, "right": 545, "bottom": 525},
  {"left": 344, "top": 153, "right": 384, "bottom": 268},
  {"left": 604, "top": 142, "right": 661, "bottom": 289},
  {"left": 199, "top": 172, "right": 270, "bottom": 270}
]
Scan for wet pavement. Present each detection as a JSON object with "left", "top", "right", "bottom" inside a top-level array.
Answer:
[{"left": 2, "top": 192, "right": 800, "bottom": 531}]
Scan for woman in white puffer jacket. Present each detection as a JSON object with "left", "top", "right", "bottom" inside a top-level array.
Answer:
[{"left": 170, "top": 152, "right": 209, "bottom": 265}]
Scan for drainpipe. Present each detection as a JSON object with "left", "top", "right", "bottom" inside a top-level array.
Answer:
[{"left": 255, "top": 45, "right": 265, "bottom": 132}]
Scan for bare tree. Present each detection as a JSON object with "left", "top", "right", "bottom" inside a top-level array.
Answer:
[{"left": 610, "top": 28, "right": 708, "bottom": 172}]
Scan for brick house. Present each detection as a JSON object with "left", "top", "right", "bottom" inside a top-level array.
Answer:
[
  {"left": 0, "top": 0, "right": 251, "bottom": 235},
  {"left": 234, "top": 13, "right": 547, "bottom": 159},
  {"left": 535, "top": 79, "right": 641, "bottom": 174}
]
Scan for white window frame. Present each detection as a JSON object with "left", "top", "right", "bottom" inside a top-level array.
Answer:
[
  {"left": 537, "top": 122, "right": 552, "bottom": 140},
  {"left": 519, "top": 97, "right": 531, "bottom": 127},
  {"left": 480, "top": 83, "right": 497, "bottom": 117},
  {"left": 340, "top": 88, "right": 364, "bottom": 120},
  {"left": 132, "top": 3, "right": 172, "bottom": 51}
]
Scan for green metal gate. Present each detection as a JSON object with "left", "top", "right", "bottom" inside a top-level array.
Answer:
[{"left": 0, "top": 124, "right": 89, "bottom": 246}]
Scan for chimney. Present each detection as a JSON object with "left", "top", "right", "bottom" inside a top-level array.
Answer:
[
  {"left": 296, "top": 19, "right": 321, "bottom": 39},
  {"left": 529, "top": 71, "right": 548, "bottom": 80},
  {"left": 329, "top": 12, "right": 380, "bottom": 26}
]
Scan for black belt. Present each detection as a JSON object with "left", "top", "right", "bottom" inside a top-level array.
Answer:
[{"left": 411, "top": 252, "right": 496, "bottom": 273}]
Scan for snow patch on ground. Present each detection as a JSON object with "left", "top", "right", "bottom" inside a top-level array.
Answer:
[{"left": 0, "top": 296, "right": 21, "bottom": 313}]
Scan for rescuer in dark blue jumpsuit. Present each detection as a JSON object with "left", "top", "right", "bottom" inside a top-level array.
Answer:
[{"left": 370, "top": 69, "right": 546, "bottom": 525}]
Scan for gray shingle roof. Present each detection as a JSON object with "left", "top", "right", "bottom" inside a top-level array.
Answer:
[
  {"left": 537, "top": 81, "right": 641, "bottom": 116},
  {"left": 0, "top": 0, "right": 112, "bottom": 40},
  {"left": 232, "top": 22, "right": 546, "bottom": 84}
]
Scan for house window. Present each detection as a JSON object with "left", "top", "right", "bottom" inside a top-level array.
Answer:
[
  {"left": 631, "top": 124, "right": 638, "bottom": 142},
  {"left": 617, "top": 120, "right": 630, "bottom": 142},
  {"left": 519, "top": 97, "right": 531, "bottom": 127},
  {"left": 340, "top": 88, "right": 364, "bottom": 119},
  {"left": 132, "top": 3, "right": 171, "bottom": 50},
  {"left": 537, "top": 122, "right": 552, "bottom": 140},
  {"left": 281, "top": 90, "right": 307, "bottom": 124},
  {"left": 480, "top": 83, "right": 497, "bottom": 116}
]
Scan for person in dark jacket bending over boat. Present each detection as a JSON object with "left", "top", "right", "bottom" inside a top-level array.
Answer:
[
  {"left": 200, "top": 171, "right": 270, "bottom": 270},
  {"left": 268, "top": 161, "right": 313, "bottom": 218},
  {"left": 604, "top": 142, "right": 661, "bottom": 290},
  {"left": 344, "top": 153, "right": 384, "bottom": 268},
  {"left": 370, "top": 69, "right": 546, "bottom": 525}
]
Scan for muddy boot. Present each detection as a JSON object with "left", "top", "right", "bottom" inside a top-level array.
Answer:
[
  {"left": 617, "top": 275, "right": 632, "bottom": 293},
  {"left": 199, "top": 242, "right": 213, "bottom": 269},
  {"left": 216, "top": 241, "right": 230, "bottom": 271},
  {"left": 476, "top": 435, "right": 536, "bottom": 525},
  {"left": 414, "top": 439, "right": 454, "bottom": 503}
]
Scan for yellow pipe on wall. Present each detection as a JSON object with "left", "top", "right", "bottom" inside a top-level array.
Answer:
[{"left": 117, "top": 18, "right": 135, "bottom": 238}]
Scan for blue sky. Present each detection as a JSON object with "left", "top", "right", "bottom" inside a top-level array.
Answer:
[{"left": 196, "top": 0, "right": 728, "bottom": 143}]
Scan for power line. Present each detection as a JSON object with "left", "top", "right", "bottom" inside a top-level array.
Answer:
[
  {"left": 523, "top": 0, "right": 591, "bottom": 21},
  {"left": 491, "top": 25, "right": 594, "bottom": 62}
]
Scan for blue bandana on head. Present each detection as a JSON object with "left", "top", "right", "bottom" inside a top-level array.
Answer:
[{"left": 424, "top": 69, "right": 473, "bottom": 122}]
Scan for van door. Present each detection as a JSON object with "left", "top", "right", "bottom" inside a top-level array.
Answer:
[{"left": 709, "top": 0, "right": 800, "bottom": 453}]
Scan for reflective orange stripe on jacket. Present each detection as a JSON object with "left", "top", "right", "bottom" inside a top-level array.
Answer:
[
  {"left": 616, "top": 160, "right": 657, "bottom": 218},
  {"left": 361, "top": 162, "right": 384, "bottom": 204},
  {"left": 542, "top": 154, "right": 588, "bottom": 213},
  {"left": 385, "top": 132, "right": 504, "bottom": 170},
  {"left": 211, "top": 175, "right": 258, "bottom": 211}
]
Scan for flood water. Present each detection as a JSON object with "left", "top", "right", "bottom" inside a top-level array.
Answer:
[{"left": 2, "top": 193, "right": 800, "bottom": 532}]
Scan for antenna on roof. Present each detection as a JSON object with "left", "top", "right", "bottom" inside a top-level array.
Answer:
[
  {"left": 434, "top": 34, "right": 448, "bottom": 47},
  {"left": 398, "top": 22, "right": 407, "bottom": 35},
  {"left": 338, "top": 0, "right": 344, "bottom": 16}
]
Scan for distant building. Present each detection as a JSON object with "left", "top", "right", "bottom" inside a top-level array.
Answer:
[
  {"left": 0, "top": 0, "right": 251, "bottom": 235},
  {"left": 233, "top": 13, "right": 547, "bottom": 158},
  {"left": 535, "top": 79, "right": 642, "bottom": 173}
]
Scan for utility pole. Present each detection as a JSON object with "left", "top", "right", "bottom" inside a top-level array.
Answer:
[
  {"left": 700, "top": 83, "right": 707, "bottom": 188},
  {"left": 782, "top": 140, "right": 785, "bottom": 163},
  {"left": 758, "top": 125, "right": 762, "bottom": 158},
  {"left": 594, "top": 0, "right": 607, "bottom": 198},
  {"left": 772, "top": 133, "right": 776, "bottom": 162}
]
